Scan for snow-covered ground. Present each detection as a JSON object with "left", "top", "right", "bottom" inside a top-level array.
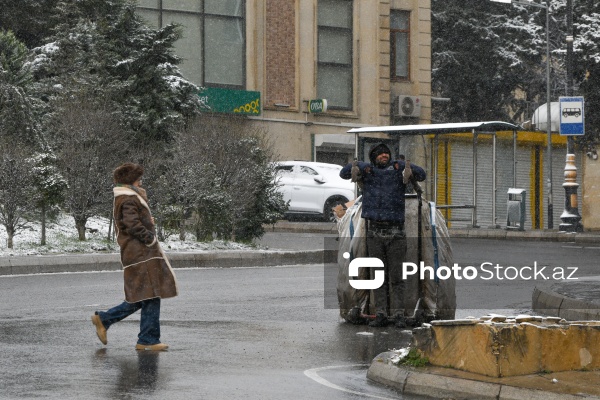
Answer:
[{"left": 0, "top": 213, "right": 255, "bottom": 257}]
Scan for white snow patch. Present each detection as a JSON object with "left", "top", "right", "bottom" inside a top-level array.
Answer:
[{"left": 0, "top": 212, "right": 256, "bottom": 257}]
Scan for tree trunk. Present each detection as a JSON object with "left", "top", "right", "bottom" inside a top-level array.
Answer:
[
  {"left": 107, "top": 212, "right": 113, "bottom": 241},
  {"left": 179, "top": 218, "right": 186, "bottom": 241},
  {"left": 41, "top": 203, "right": 47, "bottom": 246},
  {"left": 6, "top": 226, "right": 14, "bottom": 249},
  {"left": 75, "top": 217, "right": 87, "bottom": 241}
]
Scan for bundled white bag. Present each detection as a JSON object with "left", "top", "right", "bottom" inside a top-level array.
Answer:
[{"left": 336, "top": 195, "right": 456, "bottom": 324}]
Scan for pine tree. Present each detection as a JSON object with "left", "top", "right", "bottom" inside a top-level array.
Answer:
[
  {"left": 432, "top": 0, "right": 544, "bottom": 124},
  {"left": 0, "top": 30, "right": 39, "bottom": 146},
  {"left": 572, "top": 3, "right": 600, "bottom": 148},
  {"left": 0, "top": 0, "right": 59, "bottom": 48},
  {"left": 31, "top": 0, "right": 201, "bottom": 149}
]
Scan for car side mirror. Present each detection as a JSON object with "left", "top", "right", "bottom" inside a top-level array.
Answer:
[{"left": 314, "top": 175, "right": 326, "bottom": 184}]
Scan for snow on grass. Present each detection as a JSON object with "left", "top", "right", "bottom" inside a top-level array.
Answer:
[{"left": 0, "top": 213, "right": 256, "bottom": 257}]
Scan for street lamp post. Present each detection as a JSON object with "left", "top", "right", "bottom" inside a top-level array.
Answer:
[
  {"left": 491, "top": 0, "right": 553, "bottom": 228},
  {"left": 559, "top": 0, "right": 583, "bottom": 232}
]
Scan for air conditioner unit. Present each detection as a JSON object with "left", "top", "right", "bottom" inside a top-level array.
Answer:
[{"left": 393, "top": 95, "right": 421, "bottom": 118}]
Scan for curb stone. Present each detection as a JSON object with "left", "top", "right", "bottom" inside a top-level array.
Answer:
[
  {"left": 368, "top": 351, "right": 597, "bottom": 400},
  {"left": 0, "top": 249, "right": 326, "bottom": 276},
  {"left": 264, "top": 221, "right": 600, "bottom": 243},
  {"left": 532, "top": 286, "right": 600, "bottom": 321}
]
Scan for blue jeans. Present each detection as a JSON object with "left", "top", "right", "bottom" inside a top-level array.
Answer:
[{"left": 96, "top": 298, "right": 161, "bottom": 345}]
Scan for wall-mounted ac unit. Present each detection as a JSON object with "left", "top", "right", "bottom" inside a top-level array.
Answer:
[{"left": 393, "top": 95, "right": 421, "bottom": 118}]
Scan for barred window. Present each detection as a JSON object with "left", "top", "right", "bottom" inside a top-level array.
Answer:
[
  {"left": 317, "top": 0, "right": 353, "bottom": 110},
  {"left": 391, "top": 10, "right": 410, "bottom": 80}
]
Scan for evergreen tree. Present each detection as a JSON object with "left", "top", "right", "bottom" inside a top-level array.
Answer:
[
  {"left": 30, "top": 152, "right": 67, "bottom": 245},
  {"left": 432, "top": 0, "right": 544, "bottom": 124},
  {"left": 0, "top": 138, "right": 35, "bottom": 249},
  {"left": 0, "top": 30, "right": 39, "bottom": 146},
  {"left": 31, "top": 0, "right": 201, "bottom": 150},
  {"left": 0, "top": 0, "right": 59, "bottom": 48},
  {"left": 572, "top": 3, "right": 600, "bottom": 148}
]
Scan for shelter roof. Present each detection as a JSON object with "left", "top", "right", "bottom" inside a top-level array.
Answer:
[{"left": 347, "top": 121, "right": 520, "bottom": 136}]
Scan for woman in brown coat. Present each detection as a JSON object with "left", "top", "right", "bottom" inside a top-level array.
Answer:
[{"left": 91, "top": 163, "right": 178, "bottom": 351}]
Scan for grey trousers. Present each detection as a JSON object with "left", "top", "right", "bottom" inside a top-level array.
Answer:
[{"left": 367, "top": 229, "right": 418, "bottom": 317}]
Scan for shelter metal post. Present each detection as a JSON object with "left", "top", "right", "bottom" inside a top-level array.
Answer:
[
  {"left": 545, "top": 0, "right": 553, "bottom": 229},
  {"left": 513, "top": 130, "right": 517, "bottom": 187},
  {"left": 472, "top": 129, "right": 478, "bottom": 228},
  {"left": 433, "top": 134, "right": 439, "bottom": 205},
  {"left": 354, "top": 132, "right": 359, "bottom": 199},
  {"left": 492, "top": 133, "right": 497, "bottom": 227}
]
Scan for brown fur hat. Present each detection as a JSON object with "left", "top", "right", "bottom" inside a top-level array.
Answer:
[{"left": 113, "top": 162, "right": 144, "bottom": 185}]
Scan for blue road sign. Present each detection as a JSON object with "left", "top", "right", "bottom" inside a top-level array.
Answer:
[{"left": 559, "top": 96, "right": 585, "bottom": 136}]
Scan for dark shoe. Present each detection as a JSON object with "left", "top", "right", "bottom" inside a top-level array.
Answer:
[
  {"left": 394, "top": 316, "right": 408, "bottom": 328},
  {"left": 136, "top": 343, "right": 169, "bottom": 351},
  {"left": 369, "top": 313, "right": 388, "bottom": 327},
  {"left": 91, "top": 314, "right": 107, "bottom": 345},
  {"left": 346, "top": 307, "right": 362, "bottom": 324}
]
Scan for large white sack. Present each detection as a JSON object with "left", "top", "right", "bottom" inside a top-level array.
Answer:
[{"left": 336, "top": 195, "right": 456, "bottom": 323}]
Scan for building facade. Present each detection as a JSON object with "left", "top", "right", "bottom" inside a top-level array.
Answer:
[
  {"left": 136, "top": 1, "right": 596, "bottom": 231},
  {"left": 136, "top": 0, "right": 432, "bottom": 165}
]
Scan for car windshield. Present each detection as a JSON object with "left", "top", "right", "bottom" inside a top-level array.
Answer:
[
  {"left": 300, "top": 166, "right": 318, "bottom": 175},
  {"left": 275, "top": 165, "right": 293, "bottom": 174}
]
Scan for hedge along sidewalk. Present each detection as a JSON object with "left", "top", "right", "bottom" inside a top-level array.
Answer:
[{"left": 0, "top": 249, "right": 330, "bottom": 276}]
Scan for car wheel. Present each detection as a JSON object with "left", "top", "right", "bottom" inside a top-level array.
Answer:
[{"left": 324, "top": 198, "right": 348, "bottom": 222}]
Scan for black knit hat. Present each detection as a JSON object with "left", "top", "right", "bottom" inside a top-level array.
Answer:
[
  {"left": 369, "top": 143, "right": 391, "bottom": 164},
  {"left": 113, "top": 163, "right": 144, "bottom": 185}
]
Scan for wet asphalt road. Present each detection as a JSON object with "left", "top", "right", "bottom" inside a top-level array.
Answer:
[
  {"left": 1, "top": 232, "right": 598, "bottom": 399},
  {"left": 0, "top": 266, "right": 420, "bottom": 399}
]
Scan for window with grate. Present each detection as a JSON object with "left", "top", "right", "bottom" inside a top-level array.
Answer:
[
  {"left": 317, "top": 0, "right": 353, "bottom": 110},
  {"left": 391, "top": 10, "right": 410, "bottom": 81}
]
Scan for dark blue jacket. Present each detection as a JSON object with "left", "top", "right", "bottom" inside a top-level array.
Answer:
[{"left": 340, "top": 160, "right": 426, "bottom": 224}]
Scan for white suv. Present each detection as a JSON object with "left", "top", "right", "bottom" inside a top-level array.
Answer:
[{"left": 273, "top": 161, "right": 356, "bottom": 221}]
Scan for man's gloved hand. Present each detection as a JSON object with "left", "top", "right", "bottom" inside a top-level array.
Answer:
[
  {"left": 403, "top": 160, "right": 412, "bottom": 184},
  {"left": 350, "top": 161, "right": 361, "bottom": 182},
  {"left": 351, "top": 160, "right": 365, "bottom": 189}
]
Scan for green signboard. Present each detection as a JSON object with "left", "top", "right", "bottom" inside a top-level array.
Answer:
[
  {"left": 198, "top": 87, "right": 261, "bottom": 115},
  {"left": 308, "top": 99, "right": 328, "bottom": 113}
]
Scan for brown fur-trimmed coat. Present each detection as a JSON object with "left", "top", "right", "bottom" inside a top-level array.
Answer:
[{"left": 113, "top": 186, "right": 178, "bottom": 303}]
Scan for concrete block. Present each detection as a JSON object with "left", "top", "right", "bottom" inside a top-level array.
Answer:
[
  {"left": 414, "top": 318, "right": 600, "bottom": 377},
  {"left": 414, "top": 323, "right": 501, "bottom": 377}
]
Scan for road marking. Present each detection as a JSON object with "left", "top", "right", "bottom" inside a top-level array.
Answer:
[{"left": 304, "top": 364, "right": 396, "bottom": 399}]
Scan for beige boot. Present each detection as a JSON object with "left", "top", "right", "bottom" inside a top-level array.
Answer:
[
  {"left": 91, "top": 314, "right": 107, "bottom": 345},
  {"left": 135, "top": 343, "right": 169, "bottom": 351}
]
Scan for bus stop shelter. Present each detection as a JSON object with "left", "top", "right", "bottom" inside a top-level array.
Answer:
[{"left": 347, "top": 121, "right": 521, "bottom": 228}]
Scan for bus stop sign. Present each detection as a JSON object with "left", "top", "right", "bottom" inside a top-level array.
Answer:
[{"left": 559, "top": 96, "right": 585, "bottom": 136}]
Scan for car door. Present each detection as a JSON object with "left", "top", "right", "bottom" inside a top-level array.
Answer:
[{"left": 290, "top": 165, "right": 326, "bottom": 213}]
